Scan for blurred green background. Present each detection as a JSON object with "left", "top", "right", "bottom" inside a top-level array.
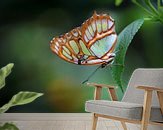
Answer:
[{"left": 0, "top": 0, "right": 162, "bottom": 113}]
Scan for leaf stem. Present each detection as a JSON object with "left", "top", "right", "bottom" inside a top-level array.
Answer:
[
  {"left": 132, "top": 0, "right": 153, "bottom": 15},
  {"left": 157, "top": 0, "right": 162, "bottom": 12},
  {"left": 144, "top": 17, "right": 153, "bottom": 21},
  {"left": 145, "top": 0, "right": 159, "bottom": 15},
  {"left": 157, "top": 0, "right": 161, "bottom": 8}
]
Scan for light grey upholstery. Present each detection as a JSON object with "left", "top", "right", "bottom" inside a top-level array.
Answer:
[
  {"left": 85, "top": 100, "right": 163, "bottom": 122},
  {"left": 122, "top": 68, "right": 163, "bottom": 106},
  {"left": 85, "top": 69, "right": 163, "bottom": 123}
]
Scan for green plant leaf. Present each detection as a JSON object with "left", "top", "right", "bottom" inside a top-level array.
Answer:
[
  {"left": 0, "top": 63, "right": 14, "bottom": 90},
  {"left": 115, "top": 0, "right": 123, "bottom": 6},
  {"left": 0, "top": 92, "right": 43, "bottom": 114},
  {"left": 0, "top": 123, "right": 19, "bottom": 130},
  {"left": 111, "top": 19, "right": 144, "bottom": 93}
]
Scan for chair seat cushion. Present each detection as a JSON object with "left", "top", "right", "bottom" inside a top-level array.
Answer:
[{"left": 85, "top": 100, "right": 163, "bottom": 122}]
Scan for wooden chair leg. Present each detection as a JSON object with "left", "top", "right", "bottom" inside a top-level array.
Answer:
[
  {"left": 121, "top": 121, "right": 127, "bottom": 130},
  {"left": 157, "top": 91, "right": 163, "bottom": 114},
  {"left": 141, "top": 90, "right": 152, "bottom": 130},
  {"left": 92, "top": 113, "right": 98, "bottom": 130}
]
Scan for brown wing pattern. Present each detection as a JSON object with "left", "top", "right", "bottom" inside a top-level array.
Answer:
[
  {"left": 50, "top": 27, "right": 95, "bottom": 64},
  {"left": 50, "top": 12, "right": 117, "bottom": 65},
  {"left": 81, "top": 12, "right": 116, "bottom": 51}
]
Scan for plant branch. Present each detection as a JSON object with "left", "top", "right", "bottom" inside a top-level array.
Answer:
[
  {"left": 145, "top": 0, "right": 159, "bottom": 15},
  {"left": 132, "top": 0, "right": 153, "bottom": 15},
  {"left": 157, "top": 0, "right": 161, "bottom": 8},
  {"left": 144, "top": 17, "right": 153, "bottom": 21}
]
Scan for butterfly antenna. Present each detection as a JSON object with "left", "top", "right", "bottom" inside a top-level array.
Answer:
[{"left": 82, "top": 65, "right": 101, "bottom": 84}]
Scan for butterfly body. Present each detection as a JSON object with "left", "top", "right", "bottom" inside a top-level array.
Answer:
[{"left": 50, "top": 12, "right": 117, "bottom": 66}]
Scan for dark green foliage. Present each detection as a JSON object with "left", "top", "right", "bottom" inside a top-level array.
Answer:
[
  {"left": 0, "top": 123, "right": 19, "bottom": 130},
  {"left": 0, "top": 64, "right": 43, "bottom": 129}
]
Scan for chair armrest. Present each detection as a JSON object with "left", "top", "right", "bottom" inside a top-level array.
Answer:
[
  {"left": 137, "top": 86, "right": 163, "bottom": 92},
  {"left": 86, "top": 82, "right": 118, "bottom": 101},
  {"left": 137, "top": 86, "right": 163, "bottom": 117},
  {"left": 86, "top": 82, "right": 115, "bottom": 89}
]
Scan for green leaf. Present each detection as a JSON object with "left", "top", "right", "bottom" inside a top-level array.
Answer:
[
  {"left": 115, "top": 0, "right": 123, "bottom": 6},
  {"left": 0, "top": 63, "right": 14, "bottom": 90},
  {"left": 111, "top": 19, "right": 144, "bottom": 93},
  {"left": 0, "top": 123, "right": 19, "bottom": 130},
  {"left": 0, "top": 92, "right": 43, "bottom": 114}
]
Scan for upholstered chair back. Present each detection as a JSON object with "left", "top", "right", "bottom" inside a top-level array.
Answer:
[{"left": 122, "top": 68, "right": 163, "bottom": 107}]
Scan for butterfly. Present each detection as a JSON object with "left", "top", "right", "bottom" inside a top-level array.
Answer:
[{"left": 50, "top": 12, "right": 117, "bottom": 68}]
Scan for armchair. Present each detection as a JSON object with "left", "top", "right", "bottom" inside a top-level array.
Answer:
[{"left": 85, "top": 69, "right": 163, "bottom": 130}]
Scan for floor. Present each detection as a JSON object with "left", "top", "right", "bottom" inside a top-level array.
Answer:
[{"left": 0, "top": 113, "right": 140, "bottom": 130}]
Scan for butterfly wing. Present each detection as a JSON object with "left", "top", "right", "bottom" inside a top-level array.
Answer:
[
  {"left": 50, "top": 12, "right": 117, "bottom": 65},
  {"left": 81, "top": 12, "right": 117, "bottom": 64},
  {"left": 51, "top": 27, "right": 81, "bottom": 64},
  {"left": 50, "top": 27, "right": 97, "bottom": 65}
]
